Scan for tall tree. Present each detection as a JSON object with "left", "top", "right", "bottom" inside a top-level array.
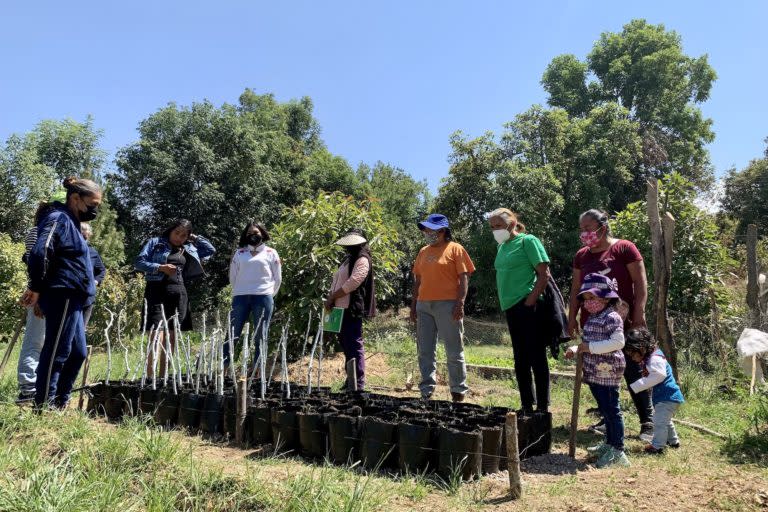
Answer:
[
  {"left": 110, "top": 90, "right": 358, "bottom": 307},
  {"left": 721, "top": 139, "right": 768, "bottom": 236},
  {"left": 542, "top": 19, "right": 717, "bottom": 188}
]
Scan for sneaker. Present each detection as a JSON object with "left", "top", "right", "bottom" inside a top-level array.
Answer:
[
  {"left": 667, "top": 441, "right": 681, "bottom": 449},
  {"left": 451, "top": 392, "right": 465, "bottom": 403},
  {"left": 639, "top": 423, "right": 655, "bottom": 443},
  {"left": 597, "top": 447, "right": 631, "bottom": 468},
  {"left": 588, "top": 419, "right": 606, "bottom": 435},
  {"left": 15, "top": 391, "right": 35, "bottom": 405},
  {"left": 587, "top": 443, "right": 611, "bottom": 458},
  {"left": 644, "top": 444, "right": 664, "bottom": 455}
]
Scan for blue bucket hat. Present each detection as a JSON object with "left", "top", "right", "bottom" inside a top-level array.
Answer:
[
  {"left": 578, "top": 272, "right": 620, "bottom": 300},
  {"left": 417, "top": 213, "right": 450, "bottom": 231}
]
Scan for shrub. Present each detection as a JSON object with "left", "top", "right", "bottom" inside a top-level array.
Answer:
[{"left": 0, "top": 234, "right": 27, "bottom": 343}]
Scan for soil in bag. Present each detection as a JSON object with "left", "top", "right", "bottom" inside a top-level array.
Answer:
[
  {"left": 437, "top": 425, "right": 483, "bottom": 481},
  {"left": 154, "top": 390, "right": 180, "bottom": 427},
  {"left": 139, "top": 387, "right": 162, "bottom": 417},
  {"left": 248, "top": 402, "right": 272, "bottom": 446},
  {"left": 101, "top": 383, "right": 123, "bottom": 420},
  {"left": 398, "top": 420, "right": 435, "bottom": 474},
  {"left": 271, "top": 406, "right": 301, "bottom": 454},
  {"left": 517, "top": 411, "right": 552, "bottom": 459},
  {"left": 200, "top": 394, "right": 226, "bottom": 435},
  {"left": 361, "top": 417, "right": 398, "bottom": 470},
  {"left": 86, "top": 382, "right": 105, "bottom": 416},
  {"left": 120, "top": 383, "right": 140, "bottom": 418},
  {"left": 328, "top": 414, "right": 361, "bottom": 465},
  {"left": 480, "top": 426, "right": 503, "bottom": 474},
  {"left": 298, "top": 411, "right": 328, "bottom": 459},
  {"left": 178, "top": 392, "right": 205, "bottom": 431}
]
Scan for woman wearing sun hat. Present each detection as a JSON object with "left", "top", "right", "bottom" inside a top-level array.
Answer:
[
  {"left": 411, "top": 213, "right": 475, "bottom": 402},
  {"left": 325, "top": 228, "right": 376, "bottom": 391}
]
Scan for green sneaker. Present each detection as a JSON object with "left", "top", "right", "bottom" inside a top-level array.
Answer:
[
  {"left": 596, "top": 447, "right": 631, "bottom": 468},
  {"left": 587, "top": 443, "right": 610, "bottom": 457}
]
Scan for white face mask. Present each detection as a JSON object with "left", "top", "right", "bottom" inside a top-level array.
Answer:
[{"left": 493, "top": 229, "right": 511, "bottom": 244}]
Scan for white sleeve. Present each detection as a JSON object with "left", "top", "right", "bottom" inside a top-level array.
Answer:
[
  {"left": 271, "top": 250, "right": 282, "bottom": 296},
  {"left": 588, "top": 329, "right": 625, "bottom": 354},
  {"left": 630, "top": 353, "right": 668, "bottom": 393},
  {"left": 229, "top": 252, "right": 239, "bottom": 287}
]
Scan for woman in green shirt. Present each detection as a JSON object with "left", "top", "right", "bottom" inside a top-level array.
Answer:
[{"left": 489, "top": 208, "right": 551, "bottom": 413}]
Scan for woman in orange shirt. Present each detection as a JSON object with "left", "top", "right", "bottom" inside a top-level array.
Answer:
[{"left": 410, "top": 214, "right": 475, "bottom": 402}]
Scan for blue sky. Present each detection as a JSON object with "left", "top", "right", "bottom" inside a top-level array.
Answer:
[{"left": 2, "top": 1, "right": 766, "bottom": 192}]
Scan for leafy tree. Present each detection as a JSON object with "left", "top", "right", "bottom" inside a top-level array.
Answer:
[
  {"left": 0, "top": 234, "right": 26, "bottom": 342},
  {"left": 110, "top": 91, "right": 354, "bottom": 309},
  {"left": 269, "top": 192, "right": 402, "bottom": 353},
  {"left": 542, "top": 19, "right": 717, "bottom": 188},
  {"left": 612, "top": 173, "right": 728, "bottom": 317},
  {"left": 0, "top": 117, "right": 107, "bottom": 241},
  {"left": 721, "top": 139, "right": 768, "bottom": 236}
]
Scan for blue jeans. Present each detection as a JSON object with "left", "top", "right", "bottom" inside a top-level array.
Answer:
[
  {"left": 226, "top": 294, "right": 274, "bottom": 366},
  {"left": 589, "top": 383, "right": 624, "bottom": 451},
  {"left": 651, "top": 401, "right": 680, "bottom": 449},
  {"left": 17, "top": 307, "right": 46, "bottom": 397},
  {"left": 35, "top": 292, "right": 88, "bottom": 407}
]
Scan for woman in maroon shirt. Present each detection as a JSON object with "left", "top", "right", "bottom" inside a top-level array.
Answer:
[{"left": 567, "top": 209, "right": 654, "bottom": 441}]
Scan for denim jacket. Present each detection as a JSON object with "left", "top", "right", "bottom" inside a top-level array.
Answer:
[{"left": 135, "top": 235, "right": 216, "bottom": 282}]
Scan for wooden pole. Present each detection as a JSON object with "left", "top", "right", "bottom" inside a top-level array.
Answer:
[
  {"left": 0, "top": 309, "right": 26, "bottom": 376},
  {"left": 750, "top": 354, "right": 758, "bottom": 396},
  {"left": 647, "top": 179, "right": 679, "bottom": 380},
  {"left": 236, "top": 377, "right": 247, "bottom": 445},
  {"left": 78, "top": 345, "right": 93, "bottom": 410},
  {"left": 746, "top": 224, "right": 760, "bottom": 329},
  {"left": 568, "top": 352, "right": 583, "bottom": 458},
  {"left": 505, "top": 411, "right": 522, "bottom": 499}
]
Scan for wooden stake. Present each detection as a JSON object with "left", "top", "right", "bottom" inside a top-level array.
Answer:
[
  {"left": 568, "top": 352, "right": 584, "bottom": 458},
  {"left": 0, "top": 309, "right": 26, "bottom": 376},
  {"left": 236, "top": 377, "right": 247, "bottom": 446},
  {"left": 751, "top": 354, "right": 758, "bottom": 396},
  {"left": 505, "top": 411, "right": 522, "bottom": 499},
  {"left": 78, "top": 345, "right": 93, "bottom": 410}
]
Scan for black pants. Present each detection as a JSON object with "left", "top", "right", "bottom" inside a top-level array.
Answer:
[
  {"left": 505, "top": 300, "right": 550, "bottom": 411},
  {"left": 624, "top": 357, "right": 654, "bottom": 424}
]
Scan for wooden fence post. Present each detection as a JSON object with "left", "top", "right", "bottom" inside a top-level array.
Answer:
[
  {"left": 647, "top": 179, "right": 679, "bottom": 380},
  {"left": 505, "top": 411, "right": 522, "bottom": 499},
  {"left": 746, "top": 224, "right": 761, "bottom": 329}
]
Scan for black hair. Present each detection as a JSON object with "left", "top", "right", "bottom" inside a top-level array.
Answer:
[
  {"left": 579, "top": 209, "right": 612, "bottom": 235},
  {"left": 238, "top": 221, "right": 271, "bottom": 248},
  {"left": 442, "top": 227, "right": 453, "bottom": 241},
  {"left": 162, "top": 219, "right": 193, "bottom": 240},
  {"left": 62, "top": 176, "right": 101, "bottom": 200},
  {"left": 33, "top": 201, "right": 54, "bottom": 224},
  {"left": 624, "top": 327, "right": 658, "bottom": 357}
]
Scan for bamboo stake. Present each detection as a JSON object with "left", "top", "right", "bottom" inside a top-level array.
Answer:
[
  {"left": 161, "top": 305, "right": 171, "bottom": 387},
  {"left": 218, "top": 330, "right": 225, "bottom": 396},
  {"left": 236, "top": 376, "right": 247, "bottom": 445},
  {"left": 506, "top": 411, "right": 522, "bottom": 498},
  {"left": 317, "top": 325, "right": 324, "bottom": 389},
  {"left": 568, "top": 352, "right": 584, "bottom": 459},
  {"left": 300, "top": 308, "right": 312, "bottom": 362},
  {"left": 260, "top": 321, "right": 267, "bottom": 400},
  {"left": 140, "top": 324, "right": 155, "bottom": 388},
  {"left": 77, "top": 346, "right": 93, "bottom": 410}
]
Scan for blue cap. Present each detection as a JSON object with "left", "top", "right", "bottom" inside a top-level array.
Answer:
[{"left": 418, "top": 213, "right": 450, "bottom": 231}]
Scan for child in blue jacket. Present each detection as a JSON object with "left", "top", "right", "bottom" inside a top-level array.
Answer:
[{"left": 623, "top": 327, "right": 684, "bottom": 454}]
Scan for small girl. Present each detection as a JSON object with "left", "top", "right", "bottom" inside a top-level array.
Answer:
[
  {"left": 566, "top": 272, "right": 629, "bottom": 468},
  {"left": 623, "top": 327, "right": 684, "bottom": 454}
]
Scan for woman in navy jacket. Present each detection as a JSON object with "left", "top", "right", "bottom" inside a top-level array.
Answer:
[
  {"left": 135, "top": 219, "right": 215, "bottom": 377},
  {"left": 21, "top": 177, "right": 102, "bottom": 408}
]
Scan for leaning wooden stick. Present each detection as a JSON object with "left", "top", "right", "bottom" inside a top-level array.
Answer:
[
  {"left": 0, "top": 309, "right": 26, "bottom": 376},
  {"left": 568, "top": 352, "right": 584, "bottom": 459},
  {"left": 750, "top": 353, "right": 757, "bottom": 396},
  {"left": 77, "top": 345, "right": 93, "bottom": 410},
  {"left": 506, "top": 411, "right": 522, "bottom": 499}
]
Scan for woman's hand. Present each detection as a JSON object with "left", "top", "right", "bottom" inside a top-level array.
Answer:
[
  {"left": 158, "top": 264, "right": 177, "bottom": 276},
  {"left": 20, "top": 289, "right": 39, "bottom": 308},
  {"left": 409, "top": 307, "right": 417, "bottom": 324},
  {"left": 524, "top": 295, "right": 538, "bottom": 308},
  {"left": 324, "top": 297, "right": 334, "bottom": 311}
]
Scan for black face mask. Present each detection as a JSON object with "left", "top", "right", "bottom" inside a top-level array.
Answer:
[
  {"left": 247, "top": 234, "right": 263, "bottom": 246},
  {"left": 80, "top": 204, "right": 99, "bottom": 222}
]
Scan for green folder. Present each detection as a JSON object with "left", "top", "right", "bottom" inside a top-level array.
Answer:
[{"left": 323, "top": 307, "right": 344, "bottom": 333}]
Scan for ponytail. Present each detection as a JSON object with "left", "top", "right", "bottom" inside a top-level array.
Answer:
[{"left": 62, "top": 176, "right": 101, "bottom": 200}]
